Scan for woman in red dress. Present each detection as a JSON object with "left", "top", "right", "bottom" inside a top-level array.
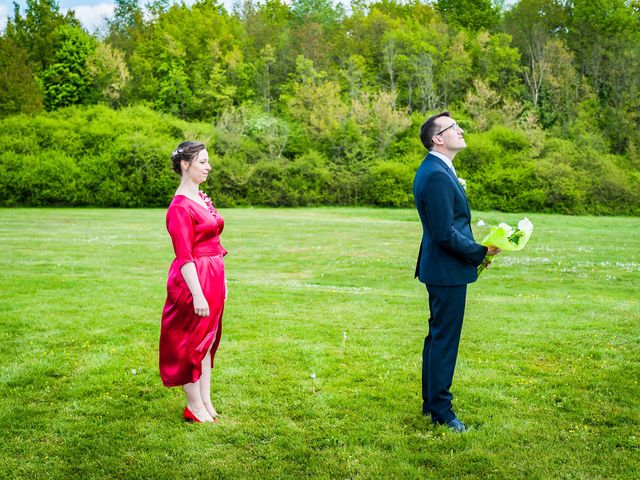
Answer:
[{"left": 159, "top": 141, "right": 227, "bottom": 423}]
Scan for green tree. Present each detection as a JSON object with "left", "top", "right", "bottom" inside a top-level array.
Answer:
[
  {"left": 0, "top": 36, "right": 43, "bottom": 115},
  {"left": 290, "top": 0, "right": 344, "bottom": 31},
  {"left": 289, "top": 0, "right": 345, "bottom": 72},
  {"left": 124, "top": 1, "right": 249, "bottom": 118},
  {"left": 257, "top": 43, "right": 277, "bottom": 110},
  {"left": 106, "top": 0, "right": 145, "bottom": 58},
  {"left": 436, "top": 31, "right": 472, "bottom": 106},
  {"left": 436, "top": 0, "right": 500, "bottom": 32},
  {"left": 282, "top": 55, "right": 348, "bottom": 144},
  {"left": 352, "top": 90, "right": 410, "bottom": 153},
  {"left": 504, "top": 0, "right": 568, "bottom": 107},
  {"left": 239, "top": 0, "right": 293, "bottom": 104},
  {"left": 41, "top": 25, "right": 96, "bottom": 110},
  {"left": 380, "top": 25, "right": 441, "bottom": 112},
  {"left": 85, "top": 43, "right": 130, "bottom": 107},
  {"left": 153, "top": 33, "right": 192, "bottom": 117},
  {"left": 464, "top": 78, "right": 503, "bottom": 131},
  {"left": 5, "top": 0, "right": 80, "bottom": 73},
  {"left": 568, "top": 0, "right": 640, "bottom": 151},
  {"left": 470, "top": 31, "right": 522, "bottom": 99},
  {"left": 340, "top": 54, "right": 368, "bottom": 102},
  {"left": 538, "top": 38, "right": 581, "bottom": 129}
]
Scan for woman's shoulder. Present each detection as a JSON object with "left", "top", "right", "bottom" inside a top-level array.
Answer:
[
  {"left": 169, "top": 195, "right": 188, "bottom": 206},
  {"left": 170, "top": 194, "right": 202, "bottom": 209},
  {"left": 166, "top": 196, "right": 196, "bottom": 218}
]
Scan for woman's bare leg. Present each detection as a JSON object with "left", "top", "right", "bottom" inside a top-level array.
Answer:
[
  {"left": 199, "top": 345, "right": 218, "bottom": 419},
  {"left": 183, "top": 381, "right": 214, "bottom": 422}
]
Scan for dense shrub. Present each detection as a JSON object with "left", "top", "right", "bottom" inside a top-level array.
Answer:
[
  {"left": 533, "top": 138, "right": 588, "bottom": 214},
  {"left": 363, "top": 161, "right": 414, "bottom": 207},
  {"left": 284, "top": 151, "right": 333, "bottom": 206},
  {"left": 246, "top": 160, "right": 290, "bottom": 206},
  {"left": 456, "top": 133, "right": 502, "bottom": 175},
  {"left": 1, "top": 105, "right": 639, "bottom": 214},
  {"left": 488, "top": 125, "right": 530, "bottom": 152},
  {"left": 208, "top": 154, "right": 251, "bottom": 207},
  {"left": 0, "top": 105, "right": 210, "bottom": 207}
]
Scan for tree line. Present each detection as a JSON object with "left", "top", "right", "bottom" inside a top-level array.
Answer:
[{"left": 1, "top": 0, "right": 639, "bottom": 214}]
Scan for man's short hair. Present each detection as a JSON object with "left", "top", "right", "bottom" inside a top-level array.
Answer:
[{"left": 420, "top": 111, "right": 451, "bottom": 150}]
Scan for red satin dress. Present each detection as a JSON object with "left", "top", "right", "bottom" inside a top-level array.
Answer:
[{"left": 159, "top": 193, "right": 227, "bottom": 387}]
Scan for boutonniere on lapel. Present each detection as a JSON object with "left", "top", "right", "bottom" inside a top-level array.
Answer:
[{"left": 457, "top": 177, "right": 467, "bottom": 190}]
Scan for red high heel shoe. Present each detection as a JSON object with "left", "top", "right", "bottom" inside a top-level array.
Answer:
[{"left": 183, "top": 406, "right": 202, "bottom": 423}]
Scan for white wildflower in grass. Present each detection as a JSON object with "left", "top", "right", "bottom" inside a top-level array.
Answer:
[
  {"left": 131, "top": 369, "right": 137, "bottom": 375},
  {"left": 478, "top": 217, "right": 534, "bottom": 276},
  {"left": 476, "top": 219, "right": 485, "bottom": 227},
  {"left": 310, "top": 372, "right": 317, "bottom": 394}
]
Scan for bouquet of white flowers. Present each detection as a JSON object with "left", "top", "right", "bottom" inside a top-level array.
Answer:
[{"left": 478, "top": 218, "right": 534, "bottom": 276}]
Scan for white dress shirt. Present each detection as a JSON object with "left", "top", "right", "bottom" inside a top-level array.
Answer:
[{"left": 430, "top": 150, "right": 457, "bottom": 177}]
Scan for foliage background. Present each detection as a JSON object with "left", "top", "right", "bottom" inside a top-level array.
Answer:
[{"left": 1, "top": 0, "right": 640, "bottom": 214}]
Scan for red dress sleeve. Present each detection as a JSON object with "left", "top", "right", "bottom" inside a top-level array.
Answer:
[{"left": 166, "top": 205, "right": 195, "bottom": 269}]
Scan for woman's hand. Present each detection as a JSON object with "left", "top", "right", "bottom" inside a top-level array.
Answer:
[
  {"left": 180, "top": 262, "right": 209, "bottom": 316},
  {"left": 193, "top": 294, "right": 210, "bottom": 317}
]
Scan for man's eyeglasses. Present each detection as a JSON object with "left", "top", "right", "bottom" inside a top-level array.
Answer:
[{"left": 435, "top": 122, "right": 460, "bottom": 136}]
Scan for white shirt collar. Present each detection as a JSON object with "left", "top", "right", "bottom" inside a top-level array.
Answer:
[{"left": 429, "top": 150, "right": 456, "bottom": 174}]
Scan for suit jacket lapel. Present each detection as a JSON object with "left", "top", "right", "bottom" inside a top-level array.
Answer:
[{"left": 427, "top": 154, "right": 471, "bottom": 217}]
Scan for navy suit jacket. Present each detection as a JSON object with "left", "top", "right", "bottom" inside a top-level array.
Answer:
[{"left": 413, "top": 153, "right": 487, "bottom": 286}]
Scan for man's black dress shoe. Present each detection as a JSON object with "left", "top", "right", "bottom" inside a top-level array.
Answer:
[{"left": 431, "top": 415, "right": 467, "bottom": 433}]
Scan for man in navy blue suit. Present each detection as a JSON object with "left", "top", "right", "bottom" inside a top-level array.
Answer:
[{"left": 413, "top": 112, "right": 500, "bottom": 432}]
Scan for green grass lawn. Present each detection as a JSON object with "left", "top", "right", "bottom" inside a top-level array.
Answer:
[{"left": 0, "top": 207, "right": 638, "bottom": 479}]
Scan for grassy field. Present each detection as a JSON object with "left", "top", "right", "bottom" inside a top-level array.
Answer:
[{"left": 0, "top": 207, "right": 638, "bottom": 479}]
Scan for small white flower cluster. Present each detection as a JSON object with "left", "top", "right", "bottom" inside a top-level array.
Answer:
[
  {"left": 457, "top": 177, "right": 467, "bottom": 190},
  {"left": 171, "top": 147, "right": 184, "bottom": 159},
  {"left": 517, "top": 217, "right": 534, "bottom": 235},
  {"left": 497, "top": 218, "right": 533, "bottom": 237}
]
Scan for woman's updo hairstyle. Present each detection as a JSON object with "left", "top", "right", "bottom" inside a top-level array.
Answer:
[{"left": 171, "top": 141, "right": 206, "bottom": 175}]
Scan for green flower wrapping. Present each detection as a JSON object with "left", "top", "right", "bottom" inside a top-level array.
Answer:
[{"left": 477, "top": 218, "right": 534, "bottom": 276}]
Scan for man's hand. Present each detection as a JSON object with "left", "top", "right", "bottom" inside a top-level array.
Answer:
[{"left": 481, "top": 245, "right": 501, "bottom": 269}]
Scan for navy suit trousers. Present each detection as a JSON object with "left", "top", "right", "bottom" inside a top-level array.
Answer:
[{"left": 422, "top": 284, "right": 467, "bottom": 422}]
